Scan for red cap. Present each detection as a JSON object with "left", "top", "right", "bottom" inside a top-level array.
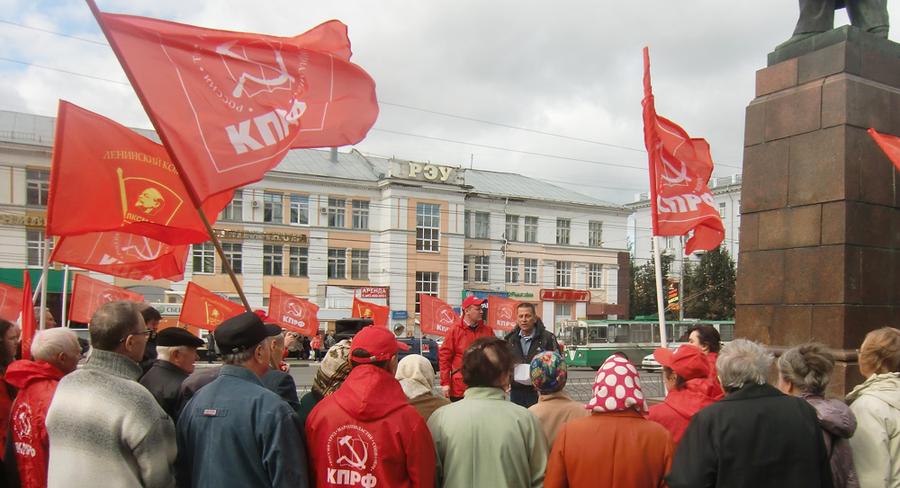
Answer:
[
  {"left": 461, "top": 296, "right": 486, "bottom": 310},
  {"left": 653, "top": 344, "right": 709, "bottom": 380},
  {"left": 349, "top": 325, "right": 410, "bottom": 363}
]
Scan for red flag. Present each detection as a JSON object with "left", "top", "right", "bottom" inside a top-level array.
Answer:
[
  {"left": 46, "top": 101, "right": 232, "bottom": 245},
  {"left": 419, "top": 294, "right": 457, "bottom": 337},
  {"left": 268, "top": 286, "right": 319, "bottom": 337},
  {"left": 20, "top": 272, "right": 36, "bottom": 360},
  {"left": 487, "top": 295, "right": 519, "bottom": 333},
  {"left": 642, "top": 48, "right": 724, "bottom": 255},
  {"left": 0, "top": 283, "right": 23, "bottom": 323},
  {"left": 68, "top": 274, "right": 144, "bottom": 324},
  {"left": 868, "top": 128, "right": 900, "bottom": 172},
  {"left": 178, "top": 282, "right": 243, "bottom": 332},
  {"left": 93, "top": 10, "right": 378, "bottom": 202},
  {"left": 51, "top": 231, "right": 188, "bottom": 281},
  {"left": 351, "top": 297, "right": 389, "bottom": 327}
]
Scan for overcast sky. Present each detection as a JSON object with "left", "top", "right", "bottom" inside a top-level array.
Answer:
[{"left": 1, "top": 0, "right": 897, "bottom": 204}]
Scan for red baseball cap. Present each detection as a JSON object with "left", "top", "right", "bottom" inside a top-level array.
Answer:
[
  {"left": 349, "top": 325, "right": 410, "bottom": 363},
  {"left": 461, "top": 296, "right": 486, "bottom": 310},
  {"left": 653, "top": 344, "right": 709, "bottom": 380}
]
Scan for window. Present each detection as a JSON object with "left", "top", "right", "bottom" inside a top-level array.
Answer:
[
  {"left": 221, "top": 190, "right": 243, "bottom": 222},
  {"left": 718, "top": 202, "right": 727, "bottom": 218},
  {"left": 589, "top": 221, "right": 603, "bottom": 247},
  {"left": 221, "top": 243, "right": 242, "bottom": 274},
  {"left": 523, "top": 258, "right": 538, "bottom": 284},
  {"left": 327, "top": 198, "right": 346, "bottom": 228},
  {"left": 263, "top": 192, "right": 283, "bottom": 223},
  {"left": 26, "top": 169, "right": 49, "bottom": 206},
  {"left": 289, "top": 195, "right": 309, "bottom": 225},
  {"left": 463, "top": 256, "right": 470, "bottom": 282},
  {"left": 505, "top": 257, "right": 519, "bottom": 284},
  {"left": 351, "top": 249, "right": 369, "bottom": 280},
  {"left": 556, "top": 218, "right": 571, "bottom": 245},
  {"left": 524, "top": 216, "right": 538, "bottom": 243},
  {"left": 263, "top": 245, "right": 283, "bottom": 276},
  {"left": 26, "top": 230, "right": 52, "bottom": 267},
  {"left": 415, "top": 271, "right": 439, "bottom": 313},
  {"left": 469, "top": 211, "right": 490, "bottom": 239},
  {"left": 556, "top": 261, "right": 572, "bottom": 288},
  {"left": 556, "top": 303, "right": 572, "bottom": 321},
  {"left": 474, "top": 256, "right": 490, "bottom": 283},
  {"left": 192, "top": 242, "right": 215, "bottom": 274},
  {"left": 505, "top": 215, "right": 519, "bottom": 242},
  {"left": 589, "top": 264, "right": 603, "bottom": 288},
  {"left": 351, "top": 200, "right": 369, "bottom": 230},
  {"left": 327, "top": 248, "right": 346, "bottom": 279},
  {"left": 416, "top": 203, "right": 440, "bottom": 252},
  {"left": 288, "top": 246, "right": 308, "bottom": 277}
]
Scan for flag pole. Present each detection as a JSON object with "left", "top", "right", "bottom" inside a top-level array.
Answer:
[
  {"left": 86, "top": 0, "right": 250, "bottom": 311},
  {"left": 38, "top": 237, "right": 52, "bottom": 330},
  {"left": 61, "top": 265, "right": 70, "bottom": 328},
  {"left": 652, "top": 236, "right": 668, "bottom": 348}
]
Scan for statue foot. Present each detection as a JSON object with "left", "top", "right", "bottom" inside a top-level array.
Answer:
[
  {"left": 866, "top": 26, "right": 889, "bottom": 39},
  {"left": 775, "top": 32, "right": 819, "bottom": 50}
]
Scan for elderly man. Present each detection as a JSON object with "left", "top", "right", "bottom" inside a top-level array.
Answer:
[
  {"left": 261, "top": 331, "right": 301, "bottom": 413},
  {"left": 438, "top": 296, "right": 494, "bottom": 401},
  {"left": 33, "top": 307, "right": 57, "bottom": 329},
  {"left": 667, "top": 339, "right": 833, "bottom": 488},
  {"left": 176, "top": 312, "right": 309, "bottom": 488},
  {"left": 5, "top": 328, "right": 80, "bottom": 488},
  {"left": 46, "top": 301, "right": 176, "bottom": 488},
  {"left": 140, "top": 327, "right": 204, "bottom": 420},
  {"left": 505, "top": 303, "right": 558, "bottom": 407}
]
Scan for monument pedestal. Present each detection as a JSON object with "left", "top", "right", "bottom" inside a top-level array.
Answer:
[{"left": 736, "top": 27, "right": 900, "bottom": 395}]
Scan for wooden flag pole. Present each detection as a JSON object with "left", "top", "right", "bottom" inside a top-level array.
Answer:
[
  {"left": 197, "top": 212, "right": 251, "bottom": 310},
  {"left": 652, "top": 236, "right": 668, "bottom": 348}
]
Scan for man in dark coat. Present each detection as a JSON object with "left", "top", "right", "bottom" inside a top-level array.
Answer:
[
  {"left": 504, "top": 303, "right": 558, "bottom": 408},
  {"left": 260, "top": 331, "right": 301, "bottom": 413},
  {"left": 139, "top": 306, "right": 162, "bottom": 374},
  {"left": 139, "top": 327, "right": 204, "bottom": 420},
  {"left": 667, "top": 339, "right": 833, "bottom": 488}
]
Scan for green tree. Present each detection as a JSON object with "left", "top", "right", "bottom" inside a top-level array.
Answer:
[
  {"left": 683, "top": 247, "right": 736, "bottom": 319},
  {"left": 630, "top": 253, "right": 673, "bottom": 319}
]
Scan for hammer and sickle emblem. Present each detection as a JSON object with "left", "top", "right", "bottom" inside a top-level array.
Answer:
[
  {"left": 216, "top": 40, "right": 295, "bottom": 99},
  {"left": 336, "top": 435, "right": 368, "bottom": 470}
]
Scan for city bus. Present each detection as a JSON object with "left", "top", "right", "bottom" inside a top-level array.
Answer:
[{"left": 557, "top": 319, "right": 735, "bottom": 369}]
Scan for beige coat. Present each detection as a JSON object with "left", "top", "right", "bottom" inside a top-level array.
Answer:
[
  {"left": 528, "top": 391, "right": 589, "bottom": 446},
  {"left": 846, "top": 372, "right": 900, "bottom": 488}
]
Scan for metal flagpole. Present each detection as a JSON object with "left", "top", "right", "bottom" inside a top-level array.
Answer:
[
  {"left": 678, "top": 236, "right": 685, "bottom": 321},
  {"left": 61, "top": 265, "right": 70, "bottom": 328},
  {"left": 652, "top": 236, "right": 668, "bottom": 348},
  {"left": 38, "top": 237, "right": 51, "bottom": 330}
]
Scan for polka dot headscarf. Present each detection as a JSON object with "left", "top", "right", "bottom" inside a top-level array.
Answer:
[{"left": 586, "top": 353, "right": 646, "bottom": 414}]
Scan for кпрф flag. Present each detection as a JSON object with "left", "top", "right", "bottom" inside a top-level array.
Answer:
[
  {"left": 418, "top": 294, "right": 457, "bottom": 337},
  {"left": 641, "top": 47, "right": 724, "bottom": 255},
  {"left": 268, "top": 286, "right": 319, "bottom": 337},
  {"left": 68, "top": 274, "right": 145, "bottom": 324},
  {"left": 91, "top": 5, "right": 379, "bottom": 202}
]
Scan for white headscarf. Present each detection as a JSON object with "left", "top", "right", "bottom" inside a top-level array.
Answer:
[{"left": 395, "top": 354, "right": 435, "bottom": 400}]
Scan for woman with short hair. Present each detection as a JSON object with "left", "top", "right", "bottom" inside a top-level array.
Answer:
[{"left": 687, "top": 324, "right": 724, "bottom": 399}]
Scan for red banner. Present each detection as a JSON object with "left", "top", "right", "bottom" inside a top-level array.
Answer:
[
  {"left": 51, "top": 231, "right": 189, "bottom": 281},
  {"left": 46, "top": 101, "right": 232, "bottom": 245},
  {"left": 0, "top": 283, "right": 23, "bottom": 323},
  {"left": 20, "top": 272, "right": 35, "bottom": 360},
  {"left": 642, "top": 48, "right": 724, "bottom": 255},
  {"left": 869, "top": 128, "right": 900, "bottom": 172},
  {"left": 487, "top": 295, "right": 519, "bottom": 333},
  {"left": 418, "top": 294, "right": 457, "bottom": 337},
  {"left": 68, "top": 274, "right": 145, "bottom": 324},
  {"left": 268, "top": 286, "right": 319, "bottom": 337},
  {"left": 178, "top": 282, "right": 244, "bottom": 332},
  {"left": 93, "top": 10, "right": 378, "bottom": 202},
  {"left": 351, "top": 297, "right": 389, "bottom": 327}
]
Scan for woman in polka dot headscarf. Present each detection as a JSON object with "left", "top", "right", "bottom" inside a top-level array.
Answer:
[{"left": 544, "top": 354, "right": 675, "bottom": 488}]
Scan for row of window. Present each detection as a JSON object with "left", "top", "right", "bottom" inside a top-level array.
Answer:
[
  {"left": 463, "top": 257, "right": 606, "bottom": 288},
  {"left": 465, "top": 212, "right": 603, "bottom": 247},
  {"left": 220, "top": 190, "right": 371, "bottom": 229},
  {"left": 192, "top": 243, "right": 370, "bottom": 280}
]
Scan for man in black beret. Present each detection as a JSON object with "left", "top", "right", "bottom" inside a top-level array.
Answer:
[
  {"left": 175, "top": 312, "right": 309, "bottom": 488},
  {"left": 139, "top": 326, "right": 205, "bottom": 420}
]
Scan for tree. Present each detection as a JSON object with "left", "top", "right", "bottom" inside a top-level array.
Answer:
[
  {"left": 630, "top": 253, "right": 673, "bottom": 319},
  {"left": 683, "top": 247, "right": 736, "bottom": 320}
]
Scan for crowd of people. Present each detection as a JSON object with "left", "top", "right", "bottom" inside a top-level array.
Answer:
[{"left": 0, "top": 298, "right": 896, "bottom": 487}]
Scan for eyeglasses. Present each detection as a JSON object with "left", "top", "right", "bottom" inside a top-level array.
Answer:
[{"left": 119, "top": 329, "right": 152, "bottom": 343}]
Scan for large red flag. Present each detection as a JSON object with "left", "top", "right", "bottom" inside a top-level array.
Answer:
[
  {"left": 92, "top": 8, "right": 378, "bottom": 202},
  {"left": 419, "top": 294, "right": 457, "bottom": 337},
  {"left": 45, "top": 101, "right": 232, "bottom": 244},
  {"left": 20, "top": 272, "right": 36, "bottom": 360},
  {"left": 178, "top": 282, "right": 243, "bottom": 332},
  {"left": 351, "top": 297, "right": 389, "bottom": 327},
  {"left": 0, "top": 283, "right": 23, "bottom": 323},
  {"left": 51, "top": 231, "right": 189, "bottom": 281},
  {"left": 642, "top": 48, "right": 724, "bottom": 255},
  {"left": 268, "top": 286, "right": 319, "bottom": 337},
  {"left": 487, "top": 295, "right": 519, "bottom": 333},
  {"left": 868, "top": 128, "right": 900, "bottom": 171},
  {"left": 68, "top": 274, "right": 144, "bottom": 324}
]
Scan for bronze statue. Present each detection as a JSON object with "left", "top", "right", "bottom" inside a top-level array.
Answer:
[{"left": 781, "top": 0, "right": 889, "bottom": 46}]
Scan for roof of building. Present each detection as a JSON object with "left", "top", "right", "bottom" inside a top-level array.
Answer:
[
  {"left": 0, "top": 110, "right": 55, "bottom": 146},
  {"left": 465, "top": 168, "right": 625, "bottom": 209},
  {"left": 273, "top": 148, "right": 380, "bottom": 182}
]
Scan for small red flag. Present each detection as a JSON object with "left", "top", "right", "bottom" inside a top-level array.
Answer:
[
  {"left": 642, "top": 47, "right": 724, "bottom": 255},
  {"left": 487, "top": 295, "right": 519, "bottom": 333},
  {"left": 20, "top": 272, "right": 36, "bottom": 360},
  {"left": 419, "top": 294, "right": 457, "bottom": 337},
  {"left": 93, "top": 11, "right": 378, "bottom": 202},
  {"left": 0, "top": 283, "right": 24, "bottom": 323},
  {"left": 68, "top": 274, "right": 144, "bottom": 325},
  {"left": 268, "top": 286, "right": 319, "bottom": 337},
  {"left": 46, "top": 101, "right": 232, "bottom": 245},
  {"left": 868, "top": 128, "right": 900, "bottom": 172},
  {"left": 51, "top": 231, "right": 189, "bottom": 281},
  {"left": 178, "top": 282, "right": 244, "bottom": 332},
  {"left": 351, "top": 297, "right": 389, "bottom": 327}
]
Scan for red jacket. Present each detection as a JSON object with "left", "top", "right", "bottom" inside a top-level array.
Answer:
[
  {"left": 698, "top": 352, "right": 724, "bottom": 400},
  {"left": 438, "top": 319, "right": 493, "bottom": 398},
  {"left": 306, "top": 365, "right": 435, "bottom": 488},
  {"left": 648, "top": 381, "right": 717, "bottom": 445},
  {"left": 0, "top": 375, "right": 11, "bottom": 461},
  {"left": 4, "top": 360, "right": 65, "bottom": 488}
]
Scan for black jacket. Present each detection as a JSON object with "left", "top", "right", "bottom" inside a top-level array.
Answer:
[
  {"left": 503, "top": 320, "right": 558, "bottom": 391},
  {"left": 667, "top": 383, "right": 833, "bottom": 488},
  {"left": 139, "top": 359, "right": 188, "bottom": 420}
]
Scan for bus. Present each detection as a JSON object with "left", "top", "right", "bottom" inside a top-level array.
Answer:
[{"left": 558, "top": 319, "right": 735, "bottom": 369}]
